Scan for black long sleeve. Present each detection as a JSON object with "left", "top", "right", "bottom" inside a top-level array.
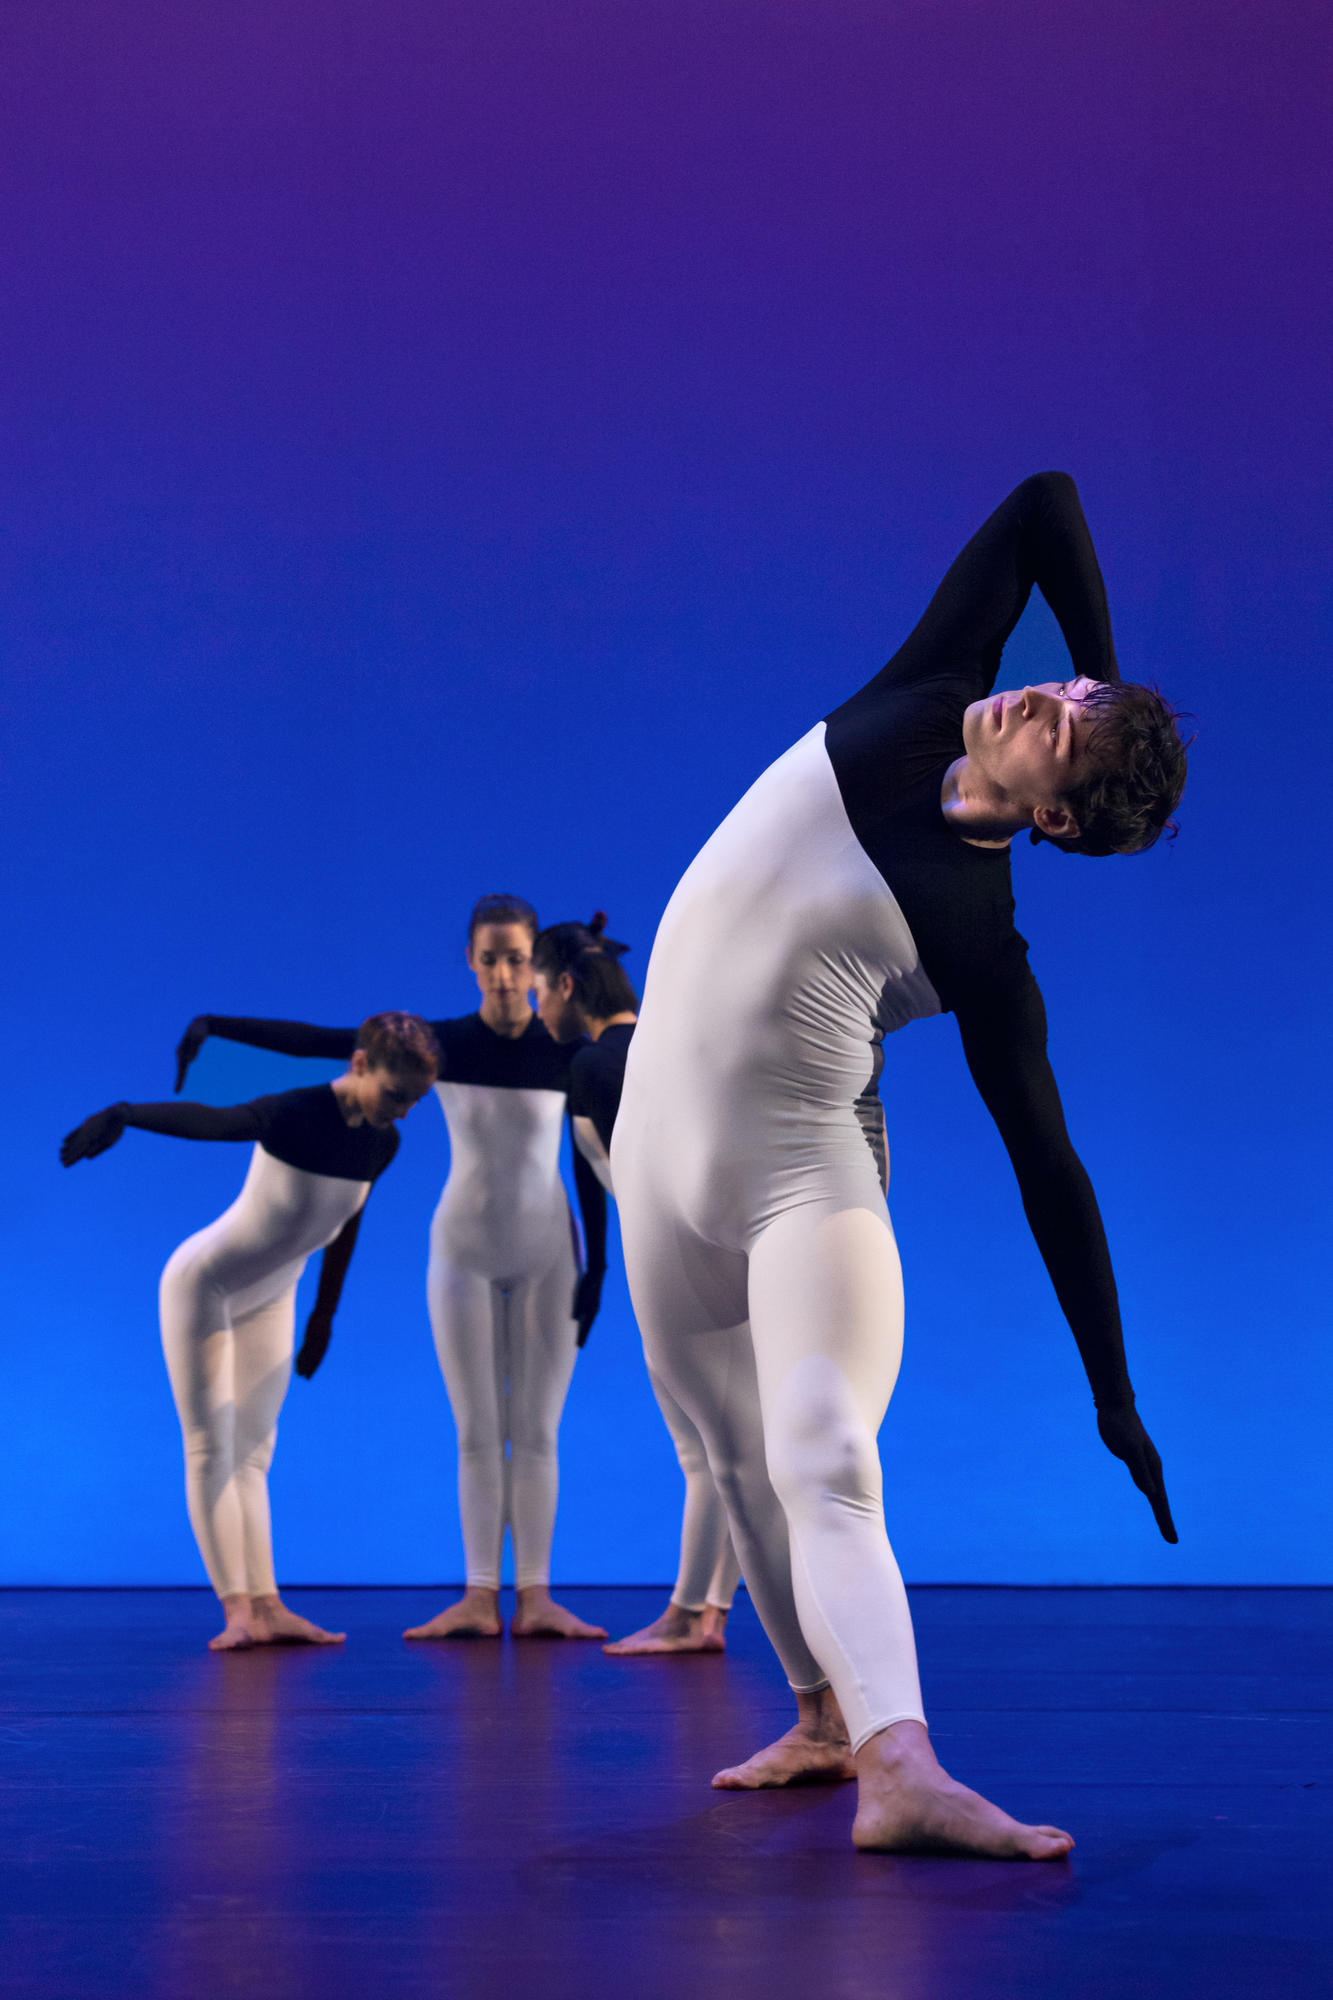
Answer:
[
  {"left": 957, "top": 975, "right": 1133, "bottom": 1412},
  {"left": 571, "top": 1119, "right": 607, "bottom": 1280},
  {"left": 122, "top": 1099, "right": 266, "bottom": 1141},
  {"left": 203, "top": 1016, "right": 359, "bottom": 1061}
]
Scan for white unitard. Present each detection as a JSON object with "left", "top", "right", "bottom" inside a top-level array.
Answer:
[
  {"left": 429, "top": 1058, "right": 582, "bottom": 1591},
  {"left": 156, "top": 1091, "right": 387, "bottom": 1598},
  {"left": 570, "top": 1051, "right": 740, "bottom": 1614},
  {"left": 614, "top": 475, "right": 1142, "bottom": 1751}
]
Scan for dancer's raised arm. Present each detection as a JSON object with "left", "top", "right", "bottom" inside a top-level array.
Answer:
[{"left": 174, "top": 1015, "right": 358, "bottom": 1092}]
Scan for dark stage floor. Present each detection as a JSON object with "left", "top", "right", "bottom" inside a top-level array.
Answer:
[{"left": 1, "top": 1586, "right": 1328, "bottom": 1999}]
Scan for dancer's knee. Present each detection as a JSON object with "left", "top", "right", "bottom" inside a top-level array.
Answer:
[{"left": 763, "top": 1373, "right": 881, "bottom": 1519}]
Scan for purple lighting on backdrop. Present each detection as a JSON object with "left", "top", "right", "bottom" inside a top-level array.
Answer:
[{"left": 3, "top": 0, "right": 1329, "bottom": 1585}]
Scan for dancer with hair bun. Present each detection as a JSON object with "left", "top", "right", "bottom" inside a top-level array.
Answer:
[
  {"left": 172, "top": 896, "right": 609, "bottom": 1642},
  {"left": 532, "top": 916, "right": 741, "bottom": 1656},
  {"left": 61, "top": 1014, "right": 439, "bottom": 1652}
]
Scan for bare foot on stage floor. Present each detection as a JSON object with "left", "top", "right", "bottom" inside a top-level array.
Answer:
[
  {"left": 510, "top": 1587, "right": 608, "bottom": 1640},
  {"left": 403, "top": 1588, "right": 503, "bottom": 1640},
  {"left": 604, "top": 1599, "right": 727, "bottom": 1656},
  {"left": 851, "top": 1721, "right": 1074, "bottom": 1860},
  {"left": 713, "top": 1686, "right": 855, "bottom": 1789},
  {"left": 208, "top": 1596, "right": 264, "bottom": 1651},
  {"left": 247, "top": 1594, "right": 345, "bottom": 1646}
]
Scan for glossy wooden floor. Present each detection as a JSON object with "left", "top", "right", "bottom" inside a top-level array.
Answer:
[{"left": 1, "top": 1587, "right": 1328, "bottom": 1998}]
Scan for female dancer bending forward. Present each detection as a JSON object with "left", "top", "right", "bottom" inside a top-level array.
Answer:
[
  {"left": 173, "top": 894, "right": 609, "bottom": 1641},
  {"left": 613, "top": 473, "right": 1186, "bottom": 1856},
  {"left": 532, "top": 917, "right": 741, "bottom": 1656},
  {"left": 61, "top": 1013, "right": 438, "bottom": 1650}
]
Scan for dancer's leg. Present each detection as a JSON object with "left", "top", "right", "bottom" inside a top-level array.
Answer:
[
  {"left": 159, "top": 1249, "right": 248, "bottom": 1621},
  {"left": 604, "top": 1361, "right": 739, "bottom": 1656},
  {"left": 507, "top": 1238, "right": 605, "bottom": 1639},
  {"left": 406, "top": 1246, "right": 505, "bottom": 1638},
  {"left": 747, "top": 1199, "right": 1072, "bottom": 1857},
  {"left": 229, "top": 1292, "right": 343, "bottom": 1647}
]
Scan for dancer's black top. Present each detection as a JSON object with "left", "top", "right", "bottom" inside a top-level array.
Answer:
[
  {"left": 820, "top": 471, "right": 1173, "bottom": 1539},
  {"left": 567, "top": 1023, "right": 635, "bottom": 1155},
  {"left": 173, "top": 1012, "right": 608, "bottom": 1340}
]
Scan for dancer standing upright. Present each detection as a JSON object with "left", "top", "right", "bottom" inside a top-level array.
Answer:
[
  {"left": 61, "top": 1013, "right": 439, "bottom": 1651},
  {"left": 612, "top": 472, "right": 1187, "bottom": 1856},
  {"left": 172, "top": 895, "right": 609, "bottom": 1641},
  {"left": 531, "top": 917, "right": 741, "bottom": 1656}
]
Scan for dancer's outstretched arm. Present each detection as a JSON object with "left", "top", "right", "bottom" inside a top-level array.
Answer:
[
  {"left": 294, "top": 1208, "right": 366, "bottom": 1379},
  {"left": 61, "top": 1097, "right": 265, "bottom": 1163},
  {"left": 175, "top": 1015, "right": 358, "bottom": 1092},
  {"left": 957, "top": 972, "right": 1177, "bottom": 1544}
]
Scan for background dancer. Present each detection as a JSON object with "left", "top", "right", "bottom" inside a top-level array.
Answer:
[
  {"left": 612, "top": 472, "right": 1187, "bottom": 1857},
  {"left": 61, "top": 1013, "right": 439, "bottom": 1651},
  {"left": 173, "top": 895, "right": 608, "bottom": 1641},
  {"left": 532, "top": 917, "right": 741, "bottom": 1656}
]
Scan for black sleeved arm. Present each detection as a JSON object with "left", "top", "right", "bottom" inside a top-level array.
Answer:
[
  {"left": 879, "top": 472, "right": 1121, "bottom": 697},
  {"left": 122, "top": 1100, "right": 266, "bottom": 1141},
  {"left": 956, "top": 975, "right": 1134, "bottom": 1412},
  {"left": 294, "top": 1207, "right": 366, "bottom": 1378},
  {"left": 569, "top": 1119, "right": 608, "bottom": 1346},
  {"left": 201, "top": 1017, "right": 359, "bottom": 1060}
]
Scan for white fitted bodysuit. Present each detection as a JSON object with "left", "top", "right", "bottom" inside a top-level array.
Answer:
[
  {"left": 614, "top": 475, "right": 1144, "bottom": 1750},
  {"left": 157, "top": 1086, "right": 396, "bottom": 1598}
]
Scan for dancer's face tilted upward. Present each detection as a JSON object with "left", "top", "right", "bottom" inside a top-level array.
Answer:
[
  {"left": 958, "top": 676, "right": 1104, "bottom": 841},
  {"left": 467, "top": 923, "right": 534, "bottom": 1030}
]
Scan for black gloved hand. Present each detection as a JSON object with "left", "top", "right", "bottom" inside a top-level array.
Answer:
[
  {"left": 1097, "top": 1403, "right": 1177, "bottom": 1543},
  {"left": 174, "top": 1017, "right": 211, "bottom": 1094},
  {"left": 60, "top": 1105, "right": 128, "bottom": 1166},
  {"left": 294, "top": 1310, "right": 333, "bottom": 1380},
  {"left": 572, "top": 1268, "right": 604, "bottom": 1348}
]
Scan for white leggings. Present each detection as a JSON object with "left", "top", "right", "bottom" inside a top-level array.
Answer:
[
  {"left": 428, "top": 1229, "right": 580, "bottom": 1590},
  {"left": 646, "top": 1364, "right": 741, "bottom": 1611},
  {"left": 621, "top": 1187, "right": 924, "bottom": 1752},
  {"left": 159, "top": 1260, "right": 297, "bottom": 1600}
]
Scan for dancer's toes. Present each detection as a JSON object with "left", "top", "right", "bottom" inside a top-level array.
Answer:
[
  {"left": 511, "top": 1589, "right": 607, "bottom": 1639},
  {"left": 852, "top": 1726, "right": 1074, "bottom": 1858},
  {"left": 403, "top": 1591, "right": 502, "bottom": 1641}
]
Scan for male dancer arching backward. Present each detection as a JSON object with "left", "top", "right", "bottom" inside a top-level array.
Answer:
[{"left": 612, "top": 472, "right": 1186, "bottom": 1859}]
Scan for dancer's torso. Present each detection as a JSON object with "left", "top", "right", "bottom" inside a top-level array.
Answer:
[
  {"left": 164, "top": 1086, "right": 395, "bottom": 1312},
  {"left": 429, "top": 1014, "right": 577, "bottom": 1278}
]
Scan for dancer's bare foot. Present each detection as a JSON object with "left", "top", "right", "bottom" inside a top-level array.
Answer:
[
  {"left": 604, "top": 1599, "right": 726, "bottom": 1656},
  {"left": 208, "top": 1595, "right": 263, "bottom": 1651},
  {"left": 852, "top": 1720, "right": 1074, "bottom": 1860},
  {"left": 510, "top": 1587, "right": 608, "bottom": 1639},
  {"left": 247, "top": 1593, "right": 346, "bottom": 1646},
  {"left": 713, "top": 1686, "right": 855, "bottom": 1789},
  {"left": 403, "top": 1588, "right": 503, "bottom": 1640}
]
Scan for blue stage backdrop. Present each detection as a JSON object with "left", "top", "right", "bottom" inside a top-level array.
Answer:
[{"left": 3, "top": 0, "right": 1328, "bottom": 1585}]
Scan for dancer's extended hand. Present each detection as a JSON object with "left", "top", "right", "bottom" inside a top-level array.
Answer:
[
  {"left": 60, "top": 1105, "right": 127, "bottom": 1166},
  {"left": 174, "top": 1017, "right": 210, "bottom": 1093},
  {"left": 573, "top": 1268, "right": 604, "bottom": 1347},
  {"left": 1097, "top": 1404, "right": 1177, "bottom": 1543},
  {"left": 295, "top": 1309, "right": 333, "bottom": 1379}
]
